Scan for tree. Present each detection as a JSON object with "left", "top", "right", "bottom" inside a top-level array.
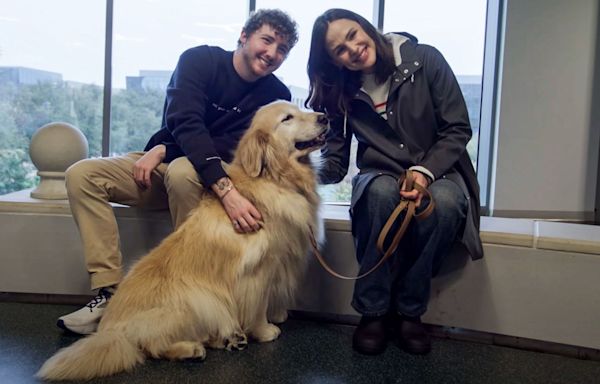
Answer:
[
  {"left": 0, "top": 81, "right": 102, "bottom": 194},
  {"left": 0, "top": 149, "right": 37, "bottom": 195},
  {"left": 110, "top": 88, "right": 163, "bottom": 155},
  {"left": 70, "top": 84, "right": 103, "bottom": 157}
]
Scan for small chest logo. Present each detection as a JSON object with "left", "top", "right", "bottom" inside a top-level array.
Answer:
[{"left": 212, "top": 103, "right": 242, "bottom": 113}]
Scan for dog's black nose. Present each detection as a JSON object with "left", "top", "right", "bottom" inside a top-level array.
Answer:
[{"left": 317, "top": 115, "right": 329, "bottom": 126}]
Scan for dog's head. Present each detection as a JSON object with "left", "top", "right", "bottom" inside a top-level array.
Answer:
[{"left": 234, "top": 101, "right": 329, "bottom": 178}]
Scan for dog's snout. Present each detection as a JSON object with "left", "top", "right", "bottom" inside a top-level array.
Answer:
[{"left": 317, "top": 115, "right": 329, "bottom": 126}]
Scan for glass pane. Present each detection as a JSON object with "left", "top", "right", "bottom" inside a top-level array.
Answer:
[
  {"left": 0, "top": 1, "right": 105, "bottom": 194},
  {"left": 110, "top": 0, "right": 248, "bottom": 155},
  {"left": 384, "top": 0, "right": 487, "bottom": 168},
  {"left": 256, "top": 1, "right": 374, "bottom": 203}
]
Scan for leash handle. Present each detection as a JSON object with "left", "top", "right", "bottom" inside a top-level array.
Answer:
[
  {"left": 310, "top": 170, "right": 435, "bottom": 281},
  {"left": 376, "top": 171, "right": 434, "bottom": 256}
]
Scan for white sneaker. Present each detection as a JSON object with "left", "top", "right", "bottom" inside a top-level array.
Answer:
[{"left": 56, "top": 287, "right": 113, "bottom": 334}]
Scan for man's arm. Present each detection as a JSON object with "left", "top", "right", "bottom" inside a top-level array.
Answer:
[
  {"left": 164, "top": 46, "right": 227, "bottom": 188},
  {"left": 132, "top": 144, "right": 166, "bottom": 189}
]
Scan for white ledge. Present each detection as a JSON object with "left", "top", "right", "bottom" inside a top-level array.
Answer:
[{"left": 2, "top": 189, "right": 599, "bottom": 255}]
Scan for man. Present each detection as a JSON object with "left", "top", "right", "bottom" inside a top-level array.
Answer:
[{"left": 58, "top": 9, "right": 298, "bottom": 335}]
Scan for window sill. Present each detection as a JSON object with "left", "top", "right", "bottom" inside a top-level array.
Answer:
[{"left": 2, "top": 189, "right": 599, "bottom": 255}]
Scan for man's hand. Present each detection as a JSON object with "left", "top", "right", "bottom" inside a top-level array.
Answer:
[
  {"left": 399, "top": 171, "right": 430, "bottom": 207},
  {"left": 133, "top": 144, "right": 166, "bottom": 189},
  {"left": 212, "top": 177, "right": 262, "bottom": 233}
]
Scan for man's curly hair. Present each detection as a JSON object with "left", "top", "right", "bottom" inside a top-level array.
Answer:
[{"left": 238, "top": 9, "right": 299, "bottom": 49}]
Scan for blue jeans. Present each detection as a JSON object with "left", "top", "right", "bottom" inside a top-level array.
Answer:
[{"left": 351, "top": 175, "right": 467, "bottom": 318}]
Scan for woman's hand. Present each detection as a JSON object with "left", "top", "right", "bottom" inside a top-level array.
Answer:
[
  {"left": 133, "top": 145, "right": 166, "bottom": 189},
  {"left": 399, "top": 171, "right": 430, "bottom": 207}
]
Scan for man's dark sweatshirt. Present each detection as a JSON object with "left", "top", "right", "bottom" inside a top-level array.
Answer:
[{"left": 144, "top": 45, "right": 291, "bottom": 187}]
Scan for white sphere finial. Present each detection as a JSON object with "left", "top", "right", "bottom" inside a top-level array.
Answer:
[{"left": 29, "top": 122, "right": 89, "bottom": 199}]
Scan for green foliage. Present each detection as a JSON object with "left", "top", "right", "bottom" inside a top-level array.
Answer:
[
  {"left": 0, "top": 149, "right": 37, "bottom": 195},
  {"left": 71, "top": 84, "right": 103, "bottom": 157},
  {"left": 331, "top": 181, "right": 352, "bottom": 202},
  {"left": 0, "top": 78, "right": 482, "bottom": 200},
  {"left": 318, "top": 182, "right": 352, "bottom": 203},
  {"left": 110, "top": 88, "right": 163, "bottom": 155},
  {"left": 0, "top": 81, "right": 165, "bottom": 194},
  {"left": 0, "top": 81, "right": 103, "bottom": 194},
  {"left": 0, "top": 81, "right": 103, "bottom": 147},
  {"left": 11, "top": 82, "right": 72, "bottom": 137}
]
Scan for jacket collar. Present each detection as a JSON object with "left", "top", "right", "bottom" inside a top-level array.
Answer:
[
  {"left": 354, "top": 32, "right": 423, "bottom": 104},
  {"left": 391, "top": 32, "right": 423, "bottom": 85}
]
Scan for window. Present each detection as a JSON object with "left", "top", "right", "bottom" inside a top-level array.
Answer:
[
  {"left": 110, "top": 0, "right": 248, "bottom": 155},
  {"left": 384, "top": 0, "right": 488, "bottom": 169},
  {"left": 0, "top": 1, "right": 105, "bottom": 194},
  {"left": 0, "top": 0, "right": 496, "bottom": 210}
]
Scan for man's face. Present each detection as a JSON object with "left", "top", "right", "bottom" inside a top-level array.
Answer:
[{"left": 237, "top": 24, "right": 290, "bottom": 82}]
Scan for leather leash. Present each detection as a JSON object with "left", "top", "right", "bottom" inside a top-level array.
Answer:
[{"left": 309, "top": 170, "right": 435, "bottom": 280}]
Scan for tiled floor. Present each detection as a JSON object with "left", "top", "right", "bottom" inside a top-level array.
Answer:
[{"left": 1, "top": 302, "right": 599, "bottom": 384}]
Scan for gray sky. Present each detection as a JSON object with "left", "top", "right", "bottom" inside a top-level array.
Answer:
[{"left": 0, "top": 0, "right": 486, "bottom": 89}]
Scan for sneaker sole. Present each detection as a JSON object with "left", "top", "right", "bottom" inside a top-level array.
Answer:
[
  {"left": 56, "top": 319, "right": 92, "bottom": 335},
  {"left": 56, "top": 319, "right": 79, "bottom": 334},
  {"left": 56, "top": 319, "right": 68, "bottom": 331}
]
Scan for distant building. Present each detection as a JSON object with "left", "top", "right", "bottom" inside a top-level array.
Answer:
[
  {"left": 0, "top": 66, "right": 62, "bottom": 86},
  {"left": 126, "top": 70, "right": 172, "bottom": 92}
]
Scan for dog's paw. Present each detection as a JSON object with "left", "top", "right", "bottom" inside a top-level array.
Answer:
[
  {"left": 268, "top": 309, "right": 288, "bottom": 324},
  {"left": 251, "top": 323, "right": 281, "bottom": 343},
  {"left": 225, "top": 332, "right": 248, "bottom": 351},
  {"left": 191, "top": 343, "right": 207, "bottom": 360},
  {"left": 163, "top": 341, "right": 206, "bottom": 361}
]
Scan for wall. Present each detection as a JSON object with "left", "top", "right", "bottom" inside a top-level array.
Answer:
[
  {"left": 594, "top": 2, "right": 600, "bottom": 223},
  {"left": 1, "top": 200, "right": 600, "bottom": 350}
]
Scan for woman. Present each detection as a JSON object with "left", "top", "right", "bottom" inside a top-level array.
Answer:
[{"left": 306, "top": 9, "right": 483, "bottom": 355}]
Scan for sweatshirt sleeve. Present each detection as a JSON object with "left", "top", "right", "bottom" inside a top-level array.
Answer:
[{"left": 164, "top": 46, "right": 227, "bottom": 187}]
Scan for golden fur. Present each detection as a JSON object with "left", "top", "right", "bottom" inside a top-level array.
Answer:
[{"left": 38, "top": 101, "right": 327, "bottom": 381}]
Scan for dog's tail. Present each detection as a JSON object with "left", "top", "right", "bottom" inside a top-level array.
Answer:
[{"left": 36, "top": 329, "right": 144, "bottom": 381}]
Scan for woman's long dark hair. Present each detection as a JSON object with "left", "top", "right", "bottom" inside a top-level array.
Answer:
[{"left": 305, "top": 8, "right": 395, "bottom": 115}]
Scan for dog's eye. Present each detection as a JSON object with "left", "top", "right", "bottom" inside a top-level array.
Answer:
[{"left": 281, "top": 114, "right": 294, "bottom": 122}]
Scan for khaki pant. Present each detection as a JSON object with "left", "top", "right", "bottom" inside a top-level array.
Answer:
[{"left": 65, "top": 152, "right": 204, "bottom": 290}]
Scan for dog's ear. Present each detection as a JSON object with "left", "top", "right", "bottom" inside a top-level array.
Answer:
[{"left": 238, "top": 129, "right": 270, "bottom": 177}]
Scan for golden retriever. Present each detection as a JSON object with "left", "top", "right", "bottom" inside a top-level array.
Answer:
[{"left": 37, "top": 101, "right": 328, "bottom": 381}]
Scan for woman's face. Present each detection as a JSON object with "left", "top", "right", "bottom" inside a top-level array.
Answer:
[{"left": 325, "top": 19, "right": 377, "bottom": 73}]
